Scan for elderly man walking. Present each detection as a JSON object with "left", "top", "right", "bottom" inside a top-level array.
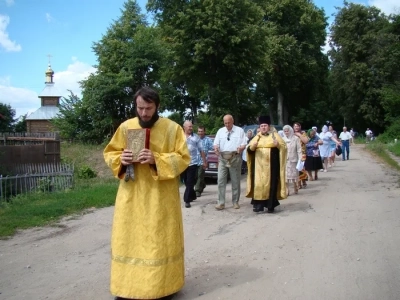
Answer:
[
  {"left": 339, "top": 126, "right": 352, "bottom": 161},
  {"left": 213, "top": 115, "right": 247, "bottom": 210}
]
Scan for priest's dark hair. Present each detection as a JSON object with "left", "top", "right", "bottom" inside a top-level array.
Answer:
[{"left": 134, "top": 86, "right": 160, "bottom": 108}]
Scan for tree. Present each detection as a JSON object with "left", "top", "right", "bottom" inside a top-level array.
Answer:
[
  {"left": 254, "top": 0, "right": 329, "bottom": 125},
  {"left": 76, "top": 0, "right": 167, "bottom": 142},
  {"left": 328, "top": 2, "right": 399, "bottom": 132},
  {"left": 0, "top": 103, "right": 15, "bottom": 132},
  {"left": 148, "top": 0, "right": 271, "bottom": 124},
  {"left": 14, "top": 114, "right": 27, "bottom": 132},
  {"left": 52, "top": 91, "right": 97, "bottom": 142}
]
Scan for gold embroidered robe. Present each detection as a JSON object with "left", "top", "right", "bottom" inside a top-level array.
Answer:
[
  {"left": 246, "top": 132, "right": 287, "bottom": 200},
  {"left": 103, "top": 117, "right": 190, "bottom": 299}
]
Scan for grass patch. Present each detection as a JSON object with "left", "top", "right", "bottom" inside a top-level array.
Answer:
[
  {"left": 0, "top": 142, "right": 119, "bottom": 238},
  {"left": 366, "top": 142, "right": 400, "bottom": 171},
  {"left": 0, "top": 178, "right": 118, "bottom": 238},
  {"left": 388, "top": 142, "right": 400, "bottom": 156}
]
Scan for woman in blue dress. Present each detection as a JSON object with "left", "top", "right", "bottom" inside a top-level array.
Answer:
[
  {"left": 318, "top": 125, "right": 341, "bottom": 172},
  {"left": 304, "top": 129, "right": 323, "bottom": 180}
]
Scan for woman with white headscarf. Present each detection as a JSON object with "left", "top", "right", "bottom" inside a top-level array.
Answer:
[
  {"left": 282, "top": 125, "right": 302, "bottom": 195},
  {"left": 318, "top": 125, "right": 341, "bottom": 172}
]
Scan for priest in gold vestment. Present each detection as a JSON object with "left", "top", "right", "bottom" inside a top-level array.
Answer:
[
  {"left": 104, "top": 87, "right": 190, "bottom": 300},
  {"left": 246, "top": 116, "right": 287, "bottom": 213}
]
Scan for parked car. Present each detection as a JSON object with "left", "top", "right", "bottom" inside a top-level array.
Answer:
[{"left": 204, "top": 135, "right": 218, "bottom": 179}]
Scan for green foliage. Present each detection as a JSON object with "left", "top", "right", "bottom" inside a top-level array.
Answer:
[
  {"left": 35, "top": 177, "right": 53, "bottom": 193},
  {"left": 380, "top": 83, "right": 400, "bottom": 125},
  {"left": 77, "top": 165, "right": 97, "bottom": 179},
  {"left": 68, "top": 0, "right": 167, "bottom": 143},
  {"left": 149, "top": 0, "right": 272, "bottom": 124},
  {"left": 253, "top": 0, "right": 329, "bottom": 126},
  {"left": 0, "top": 180, "right": 118, "bottom": 237},
  {"left": 329, "top": 2, "right": 400, "bottom": 131},
  {"left": 388, "top": 142, "right": 400, "bottom": 157},
  {"left": 196, "top": 112, "right": 224, "bottom": 135},
  {"left": 167, "top": 112, "right": 184, "bottom": 126},
  {"left": 366, "top": 141, "right": 400, "bottom": 171},
  {"left": 377, "top": 120, "right": 400, "bottom": 143},
  {"left": 52, "top": 91, "right": 97, "bottom": 142},
  {"left": 14, "top": 114, "right": 27, "bottom": 132},
  {"left": 0, "top": 103, "right": 15, "bottom": 132}
]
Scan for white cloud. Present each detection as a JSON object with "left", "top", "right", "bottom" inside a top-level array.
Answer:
[
  {"left": 4, "top": 0, "right": 14, "bottom": 7},
  {"left": 0, "top": 58, "right": 96, "bottom": 119},
  {"left": 53, "top": 57, "right": 96, "bottom": 97},
  {"left": 0, "top": 15, "right": 21, "bottom": 52},
  {"left": 45, "top": 13, "right": 54, "bottom": 23},
  {"left": 369, "top": 0, "right": 399, "bottom": 14},
  {"left": 0, "top": 81, "right": 38, "bottom": 119}
]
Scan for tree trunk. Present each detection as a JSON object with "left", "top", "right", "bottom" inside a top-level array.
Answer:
[{"left": 277, "top": 88, "right": 284, "bottom": 125}]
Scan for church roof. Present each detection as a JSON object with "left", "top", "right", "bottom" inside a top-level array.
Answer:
[
  {"left": 39, "top": 83, "right": 62, "bottom": 97},
  {"left": 26, "top": 106, "right": 60, "bottom": 120}
]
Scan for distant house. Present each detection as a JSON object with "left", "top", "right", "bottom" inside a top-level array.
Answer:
[{"left": 26, "top": 64, "right": 61, "bottom": 133}]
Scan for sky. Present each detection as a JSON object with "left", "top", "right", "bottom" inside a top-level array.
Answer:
[{"left": 0, "top": 0, "right": 398, "bottom": 119}]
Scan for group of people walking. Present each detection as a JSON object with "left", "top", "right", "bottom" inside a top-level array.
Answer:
[
  {"left": 186, "top": 116, "right": 356, "bottom": 214},
  {"left": 103, "top": 86, "right": 357, "bottom": 300}
]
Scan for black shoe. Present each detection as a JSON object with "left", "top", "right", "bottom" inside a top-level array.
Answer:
[
  {"left": 185, "top": 202, "right": 191, "bottom": 208},
  {"left": 253, "top": 207, "right": 260, "bottom": 212},
  {"left": 267, "top": 208, "right": 274, "bottom": 213}
]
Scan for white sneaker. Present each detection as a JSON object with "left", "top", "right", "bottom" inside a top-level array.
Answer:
[
  {"left": 328, "top": 164, "right": 332, "bottom": 168},
  {"left": 323, "top": 169, "right": 327, "bottom": 172}
]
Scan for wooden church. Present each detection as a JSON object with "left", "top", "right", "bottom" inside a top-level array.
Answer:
[{"left": 26, "top": 64, "right": 61, "bottom": 133}]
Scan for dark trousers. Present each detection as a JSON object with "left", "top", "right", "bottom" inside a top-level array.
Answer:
[
  {"left": 182, "top": 165, "right": 198, "bottom": 203},
  {"left": 195, "top": 166, "right": 206, "bottom": 194},
  {"left": 342, "top": 140, "right": 350, "bottom": 160}
]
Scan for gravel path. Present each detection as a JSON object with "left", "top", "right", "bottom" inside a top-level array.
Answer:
[{"left": 1, "top": 145, "right": 399, "bottom": 300}]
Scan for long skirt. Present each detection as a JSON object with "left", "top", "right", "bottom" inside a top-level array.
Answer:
[
  {"left": 304, "top": 155, "right": 323, "bottom": 171},
  {"left": 286, "top": 161, "right": 298, "bottom": 182}
]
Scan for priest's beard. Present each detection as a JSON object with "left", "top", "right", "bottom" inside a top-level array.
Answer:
[{"left": 138, "top": 111, "right": 160, "bottom": 128}]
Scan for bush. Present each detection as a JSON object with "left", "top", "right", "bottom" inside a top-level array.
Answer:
[
  {"left": 77, "top": 165, "right": 97, "bottom": 179},
  {"left": 378, "top": 120, "right": 400, "bottom": 143},
  {"left": 388, "top": 142, "right": 400, "bottom": 156}
]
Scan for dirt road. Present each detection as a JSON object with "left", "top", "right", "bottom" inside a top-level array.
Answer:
[{"left": 1, "top": 145, "right": 400, "bottom": 300}]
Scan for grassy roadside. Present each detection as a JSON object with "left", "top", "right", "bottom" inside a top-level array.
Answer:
[
  {"left": 357, "top": 137, "right": 400, "bottom": 171},
  {"left": 0, "top": 143, "right": 117, "bottom": 238},
  {"left": 0, "top": 179, "right": 118, "bottom": 238}
]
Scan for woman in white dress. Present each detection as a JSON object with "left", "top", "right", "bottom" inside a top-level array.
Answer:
[
  {"left": 318, "top": 125, "right": 341, "bottom": 172},
  {"left": 282, "top": 125, "right": 302, "bottom": 195}
]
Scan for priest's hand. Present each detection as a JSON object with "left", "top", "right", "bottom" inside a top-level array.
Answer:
[
  {"left": 138, "top": 149, "right": 155, "bottom": 164},
  {"left": 121, "top": 149, "right": 133, "bottom": 166}
]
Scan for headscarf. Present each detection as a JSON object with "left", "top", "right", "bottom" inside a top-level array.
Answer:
[
  {"left": 321, "top": 125, "right": 328, "bottom": 133},
  {"left": 282, "top": 125, "right": 294, "bottom": 143},
  {"left": 307, "top": 129, "right": 315, "bottom": 138}
]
